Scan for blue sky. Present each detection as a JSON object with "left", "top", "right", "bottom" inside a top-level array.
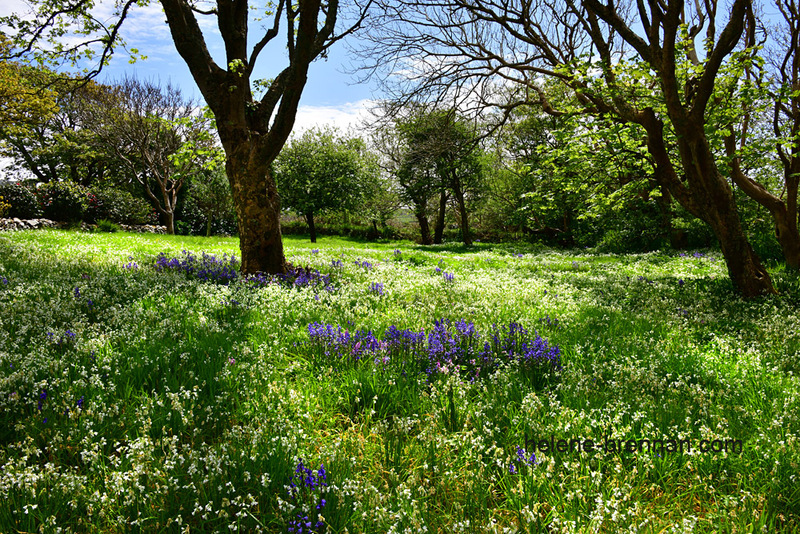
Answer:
[
  {"left": 2, "top": 0, "right": 379, "bottom": 136},
  {"left": 97, "top": 3, "right": 378, "bottom": 134}
]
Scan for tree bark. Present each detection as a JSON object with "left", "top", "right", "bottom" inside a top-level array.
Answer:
[
  {"left": 452, "top": 177, "right": 471, "bottom": 245},
  {"left": 414, "top": 199, "right": 432, "bottom": 245},
  {"left": 433, "top": 190, "right": 447, "bottom": 244},
  {"left": 642, "top": 113, "right": 775, "bottom": 296},
  {"left": 772, "top": 171, "right": 800, "bottom": 270},
  {"left": 305, "top": 211, "right": 317, "bottom": 243},
  {"left": 224, "top": 133, "right": 287, "bottom": 274},
  {"left": 163, "top": 210, "right": 175, "bottom": 235}
]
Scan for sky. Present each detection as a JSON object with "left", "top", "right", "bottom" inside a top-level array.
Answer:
[{"left": 1, "top": 0, "right": 379, "bottom": 137}]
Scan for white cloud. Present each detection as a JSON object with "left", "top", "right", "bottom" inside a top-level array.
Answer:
[{"left": 291, "top": 99, "right": 375, "bottom": 138}]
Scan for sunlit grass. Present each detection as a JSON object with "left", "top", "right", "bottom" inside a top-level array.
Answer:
[{"left": 1, "top": 229, "right": 799, "bottom": 532}]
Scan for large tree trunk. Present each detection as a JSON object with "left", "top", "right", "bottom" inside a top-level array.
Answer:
[
  {"left": 705, "top": 192, "right": 773, "bottom": 297},
  {"left": 433, "top": 190, "right": 447, "bottom": 244},
  {"left": 639, "top": 110, "right": 775, "bottom": 297},
  {"left": 305, "top": 211, "right": 317, "bottom": 243},
  {"left": 225, "top": 136, "right": 287, "bottom": 274}
]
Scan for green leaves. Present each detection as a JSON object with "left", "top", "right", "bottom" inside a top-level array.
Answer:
[{"left": 274, "top": 126, "right": 376, "bottom": 219}]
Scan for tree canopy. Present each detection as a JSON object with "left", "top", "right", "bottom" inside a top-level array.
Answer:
[{"left": 275, "top": 126, "right": 377, "bottom": 243}]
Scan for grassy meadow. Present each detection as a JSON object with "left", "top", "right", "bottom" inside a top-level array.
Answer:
[{"left": 0, "top": 229, "right": 799, "bottom": 533}]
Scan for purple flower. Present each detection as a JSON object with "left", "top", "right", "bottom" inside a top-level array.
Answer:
[{"left": 369, "top": 282, "right": 385, "bottom": 296}]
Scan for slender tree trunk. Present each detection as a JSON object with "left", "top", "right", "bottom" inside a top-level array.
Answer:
[
  {"left": 773, "top": 172, "right": 800, "bottom": 269},
  {"left": 414, "top": 199, "right": 432, "bottom": 245},
  {"left": 305, "top": 211, "right": 318, "bottom": 243},
  {"left": 206, "top": 217, "right": 212, "bottom": 237},
  {"left": 724, "top": 133, "right": 800, "bottom": 270},
  {"left": 655, "top": 184, "right": 675, "bottom": 247},
  {"left": 433, "top": 190, "right": 447, "bottom": 244},
  {"left": 224, "top": 135, "right": 287, "bottom": 274},
  {"left": 452, "top": 181, "right": 471, "bottom": 245}
]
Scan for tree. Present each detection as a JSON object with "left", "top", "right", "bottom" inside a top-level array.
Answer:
[
  {"left": 83, "top": 77, "right": 220, "bottom": 234},
  {"left": 184, "top": 166, "right": 236, "bottom": 237},
  {"left": 360, "top": 0, "right": 777, "bottom": 296},
  {"left": 379, "top": 104, "right": 486, "bottom": 245},
  {"left": 2, "top": 0, "right": 371, "bottom": 273},
  {"left": 0, "top": 37, "right": 58, "bottom": 133},
  {"left": 734, "top": 0, "right": 800, "bottom": 269},
  {"left": 274, "top": 126, "right": 374, "bottom": 243},
  {"left": 0, "top": 70, "right": 121, "bottom": 185}
]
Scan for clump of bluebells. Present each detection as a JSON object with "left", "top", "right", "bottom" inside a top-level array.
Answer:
[
  {"left": 508, "top": 446, "right": 537, "bottom": 474},
  {"left": 154, "top": 250, "right": 335, "bottom": 290},
  {"left": 305, "top": 318, "right": 561, "bottom": 385},
  {"left": 47, "top": 329, "right": 77, "bottom": 349},
  {"left": 285, "top": 460, "right": 328, "bottom": 534},
  {"left": 354, "top": 259, "right": 373, "bottom": 270},
  {"left": 246, "top": 264, "right": 333, "bottom": 290},
  {"left": 368, "top": 282, "right": 384, "bottom": 296},
  {"left": 154, "top": 250, "right": 239, "bottom": 284}
]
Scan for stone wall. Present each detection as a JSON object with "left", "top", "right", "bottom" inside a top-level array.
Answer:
[{"left": 0, "top": 218, "right": 167, "bottom": 234}]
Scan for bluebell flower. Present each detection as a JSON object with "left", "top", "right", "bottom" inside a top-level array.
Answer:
[{"left": 369, "top": 282, "right": 384, "bottom": 296}]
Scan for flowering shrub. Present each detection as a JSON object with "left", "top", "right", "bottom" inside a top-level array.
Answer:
[
  {"left": 0, "top": 181, "right": 41, "bottom": 218},
  {"left": 36, "top": 181, "right": 88, "bottom": 222},
  {"left": 0, "top": 194, "right": 10, "bottom": 217}
]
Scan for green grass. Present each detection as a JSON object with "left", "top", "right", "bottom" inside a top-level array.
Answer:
[{"left": 1, "top": 229, "right": 799, "bottom": 533}]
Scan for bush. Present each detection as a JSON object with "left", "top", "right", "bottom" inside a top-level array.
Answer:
[
  {"left": 36, "top": 181, "right": 87, "bottom": 222},
  {"left": 95, "top": 219, "right": 120, "bottom": 233},
  {"left": 86, "top": 186, "right": 155, "bottom": 225},
  {"left": 0, "top": 181, "right": 42, "bottom": 219},
  {"left": 177, "top": 192, "right": 238, "bottom": 237}
]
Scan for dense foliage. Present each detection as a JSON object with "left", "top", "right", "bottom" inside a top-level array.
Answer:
[{"left": 275, "top": 127, "right": 378, "bottom": 243}]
